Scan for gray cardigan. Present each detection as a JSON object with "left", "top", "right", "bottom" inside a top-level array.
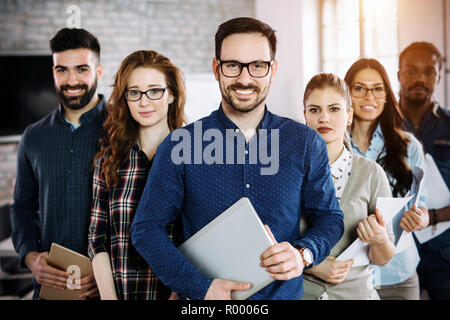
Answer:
[{"left": 302, "top": 153, "right": 394, "bottom": 300}]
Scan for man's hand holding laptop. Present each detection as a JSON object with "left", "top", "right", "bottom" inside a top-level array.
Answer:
[
  {"left": 260, "top": 225, "right": 305, "bottom": 280},
  {"left": 204, "top": 225, "right": 305, "bottom": 300}
]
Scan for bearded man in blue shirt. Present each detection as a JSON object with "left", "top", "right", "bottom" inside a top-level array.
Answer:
[
  {"left": 11, "top": 28, "right": 105, "bottom": 299},
  {"left": 131, "top": 17, "right": 344, "bottom": 300}
]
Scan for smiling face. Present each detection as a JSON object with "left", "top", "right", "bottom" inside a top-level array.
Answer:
[
  {"left": 52, "top": 48, "right": 103, "bottom": 110},
  {"left": 126, "top": 67, "right": 174, "bottom": 128},
  {"left": 350, "top": 68, "right": 386, "bottom": 123},
  {"left": 212, "top": 33, "right": 277, "bottom": 113},
  {"left": 304, "top": 87, "right": 353, "bottom": 145}
]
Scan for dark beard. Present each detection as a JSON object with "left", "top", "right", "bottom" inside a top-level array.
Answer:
[
  {"left": 403, "top": 83, "right": 430, "bottom": 107},
  {"left": 403, "top": 94, "right": 428, "bottom": 108},
  {"left": 56, "top": 80, "right": 97, "bottom": 110},
  {"left": 222, "top": 84, "right": 266, "bottom": 113}
]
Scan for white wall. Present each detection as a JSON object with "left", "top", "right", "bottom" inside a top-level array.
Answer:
[
  {"left": 184, "top": 73, "right": 221, "bottom": 123},
  {"left": 256, "top": 0, "right": 315, "bottom": 123},
  {"left": 398, "top": 0, "right": 449, "bottom": 107}
]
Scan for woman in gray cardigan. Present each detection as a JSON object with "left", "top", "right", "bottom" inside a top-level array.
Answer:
[{"left": 301, "top": 73, "right": 395, "bottom": 300}]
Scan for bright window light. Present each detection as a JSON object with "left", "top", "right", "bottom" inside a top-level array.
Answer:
[{"left": 321, "top": 0, "right": 399, "bottom": 95}]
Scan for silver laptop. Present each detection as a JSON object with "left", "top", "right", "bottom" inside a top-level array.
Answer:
[{"left": 178, "top": 197, "right": 275, "bottom": 300}]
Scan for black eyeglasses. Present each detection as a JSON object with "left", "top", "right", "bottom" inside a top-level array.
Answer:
[
  {"left": 124, "top": 87, "right": 166, "bottom": 101},
  {"left": 351, "top": 84, "right": 386, "bottom": 99},
  {"left": 218, "top": 60, "right": 273, "bottom": 78}
]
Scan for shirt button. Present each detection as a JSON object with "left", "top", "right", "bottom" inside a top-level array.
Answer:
[
  {"left": 68, "top": 170, "right": 72, "bottom": 174},
  {"left": 235, "top": 128, "right": 240, "bottom": 133},
  {"left": 246, "top": 183, "right": 250, "bottom": 189},
  {"left": 70, "top": 149, "right": 74, "bottom": 153},
  {"left": 245, "top": 150, "right": 249, "bottom": 155}
]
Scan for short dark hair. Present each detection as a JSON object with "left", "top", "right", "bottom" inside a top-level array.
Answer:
[
  {"left": 399, "top": 41, "right": 443, "bottom": 71},
  {"left": 49, "top": 28, "right": 101, "bottom": 62},
  {"left": 215, "top": 17, "right": 277, "bottom": 60}
]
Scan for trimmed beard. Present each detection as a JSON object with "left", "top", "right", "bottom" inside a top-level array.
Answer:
[
  {"left": 403, "top": 83, "right": 431, "bottom": 108},
  {"left": 403, "top": 94, "right": 429, "bottom": 108},
  {"left": 220, "top": 83, "right": 268, "bottom": 113},
  {"left": 56, "top": 78, "right": 98, "bottom": 110}
]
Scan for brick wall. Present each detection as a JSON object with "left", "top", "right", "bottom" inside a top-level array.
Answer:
[
  {"left": 0, "top": 144, "right": 17, "bottom": 207},
  {"left": 0, "top": 0, "right": 255, "bottom": 205},
  {"left": 0, "top": 0, "right": 255, "bottom": 91}
]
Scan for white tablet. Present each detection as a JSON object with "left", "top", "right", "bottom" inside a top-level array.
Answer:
[{"left": 179, "top": 197, "right": 275, "bottom": 300}]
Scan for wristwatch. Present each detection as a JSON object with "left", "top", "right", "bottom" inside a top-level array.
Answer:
[{"left": 296, "top": 246, "right": 313, "bottom": 268}]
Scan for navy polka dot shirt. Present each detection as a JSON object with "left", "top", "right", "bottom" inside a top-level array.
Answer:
[{"left": 131, "top": 106, "right": 344, "bottom": 300}]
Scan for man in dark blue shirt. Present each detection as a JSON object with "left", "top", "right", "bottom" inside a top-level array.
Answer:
[
  {"left": 11, "top": 28, "right": 105, "bottom": 299},
  {"left": 399, "top": 41, "right": 450, "bottom": 300},
  {"left": 131, "top": 17, "right": 344, "bottom": 300}
]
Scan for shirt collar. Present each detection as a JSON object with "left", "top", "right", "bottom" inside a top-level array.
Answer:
[
  {"left": 217, "top": 103, "right": 272, "bottom": 131},
  {"left": 132, "top": 140, "right": 141, "bottom": 152},
  {"left": 350, "top": 122, "right": 384, "bottom": 155},
  {"left": 330, "top": 147, "right": 352, "bottom": 179},
  {"left": 373, "top": 123, "right": 384, "bottom": 139},
  {"left": 57, "top": 94, "right": 105, "bottom": 126},
  {"left": 429, "top": 100, "right": 440, "bottom": 118},
  {"left": 402, "top": 99, "right": 440, "bottom": 125},
  {"left": 132, "top": 140, "right": 152, "bottom": 164}
]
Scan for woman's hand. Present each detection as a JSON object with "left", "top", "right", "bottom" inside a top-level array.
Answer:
[
  {"left": 357, "top": 209, "right": 389, "bottom": 245},
  {"left": 357, "top": 209, "right": 395, "bottom": 266},
  {"left": 304, "top": 256, "right": 353, "bottom": 284}
]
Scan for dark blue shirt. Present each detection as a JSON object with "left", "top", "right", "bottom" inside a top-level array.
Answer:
[
  {"left": 131, "top": 106, "right": 344, "bottom": 300},
  {"left": 11, "top": 96, "right": 106, "bottom": 266},
  {"left": 403, "top": 102, "right": 450, "bottom": 249}
]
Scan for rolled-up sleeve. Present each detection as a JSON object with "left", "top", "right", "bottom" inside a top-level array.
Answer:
[{"left": 88, "top": 156, "right": 110, "bottom": 259}]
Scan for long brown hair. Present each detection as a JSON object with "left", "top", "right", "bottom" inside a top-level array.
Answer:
[
  {"left": 344, "top": 58, "right": 412, "bottom": 196},
  {"left": 96, "top": 50, "right": 186, "bottom": 189}
]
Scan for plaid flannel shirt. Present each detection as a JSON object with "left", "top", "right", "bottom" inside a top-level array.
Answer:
[{"left": 88, "top": 143, "right": 173, "bottom": 300}]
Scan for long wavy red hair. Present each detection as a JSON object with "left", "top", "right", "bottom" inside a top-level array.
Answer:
[{"left": 95, "top": 50, "right": 186, "bottom": 189}]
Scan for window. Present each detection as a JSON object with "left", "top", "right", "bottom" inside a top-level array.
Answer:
[{"left": 321, "top": 0, "right": 399, "bottom": 93}]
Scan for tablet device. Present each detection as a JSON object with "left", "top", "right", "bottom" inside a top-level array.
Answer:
[{"left": 179, "top": 197, "right": 275, "bottom": 300}]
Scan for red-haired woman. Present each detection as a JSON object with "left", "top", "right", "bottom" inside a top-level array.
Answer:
[{"left": 88, "top": 50, "right": 186, "bottom": 300}]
